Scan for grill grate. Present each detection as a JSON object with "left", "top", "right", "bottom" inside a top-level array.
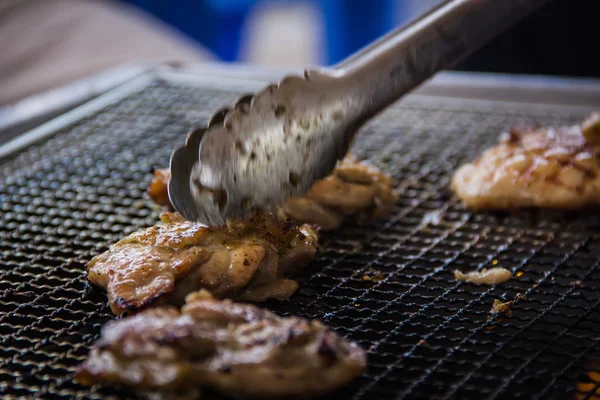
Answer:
[{"left": 1, "top": 78, "right": 600, "bottom": 400}]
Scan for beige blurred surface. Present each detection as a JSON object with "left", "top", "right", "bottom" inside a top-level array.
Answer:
[
  {"left": 0, "top": 0, "right": 442, "bottom": 105},
  {"left": 240, "top": 2, "right": 323, "bottom": 67},
  {"left": 0, "top": 0, "right": 213, "bottom": 105},
  {"left": 239, "top": 0, "right": 442, "bottom": 68}
]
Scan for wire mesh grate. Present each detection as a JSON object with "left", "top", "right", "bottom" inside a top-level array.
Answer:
[{"left": 1, "top": 78, "right": 599, "bottom": 400}]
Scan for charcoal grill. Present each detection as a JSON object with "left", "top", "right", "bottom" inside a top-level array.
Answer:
[{"left": 1, "top": 65, "right": 600, "bottom": 400}]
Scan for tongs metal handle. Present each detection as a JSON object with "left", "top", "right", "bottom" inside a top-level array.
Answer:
[
  {"left": 332, "top": 0, "right": 550, "bottom": 125},
  {"left": 169, "top": 0, "right": 550, "bottom": 226}
]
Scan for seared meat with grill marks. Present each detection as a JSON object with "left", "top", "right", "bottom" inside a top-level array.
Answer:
[
  {"left": 452, "top": 113, "right": 600, "bottom": 209},
  {"left": 148, "top": 156, "right": 397, "bottom": 230},
  {"left": 281, "top": 157, "right": 398, "bottom": 229},
  {"left": 76, "top": 290, "right": 366, "bottom": 399},
  {"left": 86, "top": 212, "right": 318, "bottom": 315}
]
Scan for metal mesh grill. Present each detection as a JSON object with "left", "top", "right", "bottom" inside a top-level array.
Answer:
[{"left": 1, "top": 78, "right": 600, "bottom": 400}]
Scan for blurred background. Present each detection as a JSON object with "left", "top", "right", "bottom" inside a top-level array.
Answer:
[
  {"left": 123, "top": 0, "right": 598, "bottom": 75},
  {"left": 123, "top": 0, "right": 443, "bottom": 66},
  {"left": 0, "top": 0, "right": 598, "bottom": 106}
]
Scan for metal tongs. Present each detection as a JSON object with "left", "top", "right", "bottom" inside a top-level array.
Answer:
[{"left": 169, "top": 0, "right": 549, "bottom": 226}]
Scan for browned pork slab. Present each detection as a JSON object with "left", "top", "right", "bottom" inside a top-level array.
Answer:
[
  {"left": 76, "top": 290, "right": 366, "bottom": 399},
  {"left": 87, "top": 212, "right": 318, "bottom": 315},
  {"left": 452, "top": 113, "right": 600, "bottom": 209}
]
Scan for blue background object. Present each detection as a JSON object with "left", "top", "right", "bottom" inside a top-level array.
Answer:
[{"left": 124, "top": 0, "right": 399, "bottom": 65}]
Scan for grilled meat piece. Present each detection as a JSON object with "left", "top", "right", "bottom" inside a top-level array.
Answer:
[
  {"left": 148, "top": 156, "right": 397, "bottom": 230},
  {"left": 148, "top": 168, "right": 172, "bottom": 207},
  {"left": 87, "top": 212, "right": 318, "bottom": 315},
  {"left": 454, "top": 267, "right": 512, "bottom": 285},
  {"left": 282, "top": 157, "right": 398, "bottom": 229},
  {"left": 581, "top": 112, "right": 600, "bottom": 141},
  {"left": 451, "top": 114, "right": 600, "bottom": 209},
  {"left": 76, "top": 290, "right": 366, "bottom": 399},
  {"left": 148, "top": 167, "right": 171, "bottom": 206}
]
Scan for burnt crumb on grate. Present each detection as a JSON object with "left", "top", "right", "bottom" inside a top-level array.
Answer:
[
  {"left": 0, "top": 80, "right": 597, "bottom": 400},
  {"left": 361, "top": 268, "right": 385, "bottom": 282},
  {"left": 489, "top": 298, "right": 514, "bottom": 320}
]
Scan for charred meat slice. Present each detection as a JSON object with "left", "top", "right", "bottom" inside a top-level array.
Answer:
[
  {"left": 87, "top": 212, "right": 318, "bottom": 315},
  {"left": 76, "top": 290, "right": 366, "bottom": 399},
  {"left": 148, "top": 168, "right": 172, "bottom": 207},
  {"left": 148, "top": 156, "right": 397, "bottom": 230},
  {"left": 148, "top": 166, "right": 171, "bottom": 206},
  {"left": 452, "top": 113, "right": 600, "bottom": 209}
]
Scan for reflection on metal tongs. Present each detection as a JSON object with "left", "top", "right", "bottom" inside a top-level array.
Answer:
[{"left": 169, "top": 0, "right": 550, "bottom": 226}]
